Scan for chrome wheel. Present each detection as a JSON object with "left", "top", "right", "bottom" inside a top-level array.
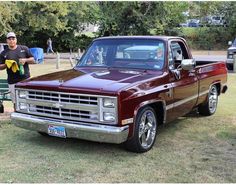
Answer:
[
  {"left": 124, "top": 106, "right": 158, "bottom": 153},
  {"left": 209, "top": 86, "right": 218, "bottom": 114},
  {"left": 198, "top": 84, "right": 218, "bottom": 116},
  {"left": 138, "top": 109, "right": 157, "bottom": 149}
]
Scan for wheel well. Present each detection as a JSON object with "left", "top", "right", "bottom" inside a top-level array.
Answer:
[
  {"left": 149, "top": 102, "right": 164, "bottom": 125},
  {"left": 214, "top": 83, "right": 221, "bottom": 95}
]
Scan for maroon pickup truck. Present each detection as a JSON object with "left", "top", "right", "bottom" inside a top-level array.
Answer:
[{"left": 11, "top": 36, "right": 228, "bottom": 153}]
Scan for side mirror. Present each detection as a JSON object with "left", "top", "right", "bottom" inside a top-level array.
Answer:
[
  {"left": 181, "top": 59, "right": 196, "bottom": 71},
  {"left": 228, "top": 41, "right": 232, "bottom": 46}
]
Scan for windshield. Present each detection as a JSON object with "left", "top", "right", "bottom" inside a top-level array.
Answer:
[{"left": 78, "top": 39, "right": 165, "bottom": 70}]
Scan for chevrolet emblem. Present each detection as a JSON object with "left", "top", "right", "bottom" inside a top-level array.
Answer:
[{"left": 53, "top": 103, "right": 63, "bottom": 108}]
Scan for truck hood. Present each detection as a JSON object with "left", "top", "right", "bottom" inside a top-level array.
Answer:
[{"left": 18, "top": 68, "right": 163, "bottom": 93}]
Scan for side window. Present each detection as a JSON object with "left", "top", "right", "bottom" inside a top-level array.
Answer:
[
  {"left": 171, "top": 42, "right": 183, "bottom": 62},
  {"left": 172, "top": 41, "right": 189, "bottom": 60},
  {"left": 169, "top": 41, "right": 189, "bottom": 69}
]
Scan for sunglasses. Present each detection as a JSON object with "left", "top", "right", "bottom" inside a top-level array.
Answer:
[{"left": 7, "top": 37, "right": 16, "bottom": 40}]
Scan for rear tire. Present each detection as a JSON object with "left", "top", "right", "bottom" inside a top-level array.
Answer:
[
  {"left": 198, "top": 85, "right": 218, "bottom": 116},
  {"left": 124, "top": 106, "right": 157, "bottom": 153}
]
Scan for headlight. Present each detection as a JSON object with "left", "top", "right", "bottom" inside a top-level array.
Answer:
[
  {"left": 19, "top": 103, "right": 27, "bottom": 110},
  {"left": 19, "top": 90, "right": 27, "bottom": 99},
  {"left": 103, "top": 112, "right": 115, "bottom": 121},
  {"left": 228, "top": 55, "right": 233, "bottom": 59},
  {"left": 99, "top": 97, "right": 117, "bottom": 124},
  {"left": 103, "top": 98, "right": 116, "bottom": 108}
]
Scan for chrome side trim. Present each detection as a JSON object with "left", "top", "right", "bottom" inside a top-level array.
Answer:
[
  {"left": 199, "top": 90, "right": 209, "bottom": 97},
  {"left": 166, "top": 104, "right": 173, "bottom": 111},
  {"left": 166, "top": 80, "right": 225, "bottom": 111},
  {"left": 166, "top": 90, "right": 209, "bottom": 111},
  {"left": 11, "top": 112, "right": 129, "bottom": 144}
]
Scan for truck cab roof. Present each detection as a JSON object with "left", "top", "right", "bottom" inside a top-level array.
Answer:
[{"left": 94, "top": 36, "right": 185, "bottom": 42}]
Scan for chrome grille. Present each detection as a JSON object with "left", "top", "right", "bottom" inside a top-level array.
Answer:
[
  {"left": 28, "top": 91, "right": 98, "bottom": 105},
  {"left": 18, "top": 89, "right": 100, "bottom": 123}
]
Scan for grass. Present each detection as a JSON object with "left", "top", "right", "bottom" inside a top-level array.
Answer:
[{"left": 0, "top": 61, "right": 236, "bottom": 183}]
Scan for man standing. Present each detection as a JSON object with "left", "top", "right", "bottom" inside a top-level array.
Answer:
[
  {"left": 46, "top": 38, "right": 55, "bottom": 54},
  {"left": 0, "top": 32, "right": 35, "bottom": 108}
]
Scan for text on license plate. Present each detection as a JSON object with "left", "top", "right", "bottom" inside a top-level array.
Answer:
[{"left": 48, "top": 125, "right": 66, "bottom": 138}]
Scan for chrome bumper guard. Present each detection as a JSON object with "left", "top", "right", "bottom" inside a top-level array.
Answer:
[{"left": 11, "top": 112, "right": 129, "bottom": 144}]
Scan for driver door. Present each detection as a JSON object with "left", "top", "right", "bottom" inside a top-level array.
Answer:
[{"left": 168, "top": 40, "right": 198, "bottom": 119}]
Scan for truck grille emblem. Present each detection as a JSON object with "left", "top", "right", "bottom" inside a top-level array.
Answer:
[{"left": 53, "top": 103, "right": 63, "bottom": 108}]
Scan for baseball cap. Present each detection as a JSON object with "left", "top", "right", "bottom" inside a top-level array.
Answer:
[{"left": 6, "top": 32, "right": 16, "bottom": 39}]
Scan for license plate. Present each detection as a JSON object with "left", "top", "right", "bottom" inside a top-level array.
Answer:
[{"left": 48, "top": 125, "right": 66, "bottom": 138}]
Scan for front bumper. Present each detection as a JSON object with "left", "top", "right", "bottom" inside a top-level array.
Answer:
[{"left": 11, "top": 112, "right": 129, "bottom": 144}]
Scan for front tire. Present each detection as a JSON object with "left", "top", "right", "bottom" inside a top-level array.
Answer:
[
  {"left": 124, "top": 106, "right": 157, "bottom": 153},
  {"left": 198, "top": 85, "right": 218, "bottom": 116}
]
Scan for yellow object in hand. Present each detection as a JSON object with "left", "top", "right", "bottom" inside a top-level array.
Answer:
[{"left": 5, "top": 60, "right": 19, "bottom": 73}]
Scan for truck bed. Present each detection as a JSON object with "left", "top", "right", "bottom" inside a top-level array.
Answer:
[{"left": 196, "top": 60, "right": 226, "bottom": 66}]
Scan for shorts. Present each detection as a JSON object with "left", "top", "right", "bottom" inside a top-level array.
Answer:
[{"left": 8, "top": 84, "right": 16, "bottom": 104}]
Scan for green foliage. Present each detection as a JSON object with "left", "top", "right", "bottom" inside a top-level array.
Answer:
[
  {"left": 14, "top": 2, "right": 69, "bottom": 35},
  {"left": 219, "top": 2, "right": 236, "bottom": 36},
  {"left": 0, "top": 2, "right": 236, "bottom": 51},
  {"left": 174, "top": 2, "right": 236, "bottom": 50},
  {"left": 181, "top": 27, "right": 231, "bottom": 50},
  {"left": 216, "top": 130, "right": 236, "bottom": 140},
  {"left": 0, "top": 2, "right": 19, "bottom": 37},
  {"left": 188, "top": 2, "right": 221, "bottom": 19},
  {"left": 55, "top": 33, "right": 94, "bottom": 52},
  {"left": 96, "top": 2, "right": 188, "bottom": 36},
  {"left": 55, "top": 2, "right": 98, "bottom": 50}
]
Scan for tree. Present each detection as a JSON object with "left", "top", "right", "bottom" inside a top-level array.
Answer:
[
  {"left": 0, "top": 2, "right": 19, "bottom": 38},
  {"left": 95, "top": 1, "right": 188, "bottom": 36},
  {"left": 3, "top": 1, "right": 234, "bottom": 51},
  {"left": 217, "top": 2, "right": 236, "bottom": 36},
  {"left": 8, "top": 2, "right": 70, "bottom": 48},
  {"left": 56, "top": 2, "right": 98, "bottom": 50}
]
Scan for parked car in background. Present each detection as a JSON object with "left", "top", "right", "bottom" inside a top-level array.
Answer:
[
  {"left": 208, "top": 16, "right": 226, "bottom": 27},
  {"left": 188, "top": 19, "right": 201, "bottom": 27},
  {"left": 226, "top": 38, "right": 236, "bottom": 70},
  {"left": 179, "top": 20, "right": 189, "bottom": 27}
]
